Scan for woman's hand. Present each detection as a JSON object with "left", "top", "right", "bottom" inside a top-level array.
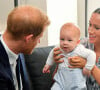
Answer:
[
  {"left": 68, "top": 56, "right": 86, "bottom": 68},
  {"left": 53, "top": 47, "right": 86, "bottom": 69},
  {"left": 91, "top": 65, "right": 100, "bottom": 85},
  {"left": 53, "top": 47, "right": 64, "bottom": 63}
]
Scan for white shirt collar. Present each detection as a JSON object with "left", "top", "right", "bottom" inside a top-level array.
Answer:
[{"left": 0, "top": 35, "right": 18, "bottom": 64}]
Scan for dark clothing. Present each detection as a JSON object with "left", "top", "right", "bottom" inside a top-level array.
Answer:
[
  {"left": 81, "top": 38, "right": 100, "bottom": 90},
  {"left": 0, "top": 41, "right": 31, "bottom": 90}
]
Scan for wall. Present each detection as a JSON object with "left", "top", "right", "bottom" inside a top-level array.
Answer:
[
  {"left": 0, "top": 0, "right": 14, "bottom": 33},
  {"left": 87, "top": 0, "right": 100, "bottom": 21},
  {"left": 18, "top": 0, "right": 48, "bottom": 47},
  {"left": 77, "top": 0, "right": 85, "bottom": 38},
  {"left": 47, "top": 0, "right": 77, "bottom": 46},
  {"left": 87, "top": 0, "right": 100, "bottom": 36},
  {"left": 77, "top": 0, "right": 100, "bottom": 37}
]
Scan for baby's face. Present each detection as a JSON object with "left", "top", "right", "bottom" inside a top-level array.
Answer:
[{"left": 60, "top": 28, "right": 79, "bottom": 53}]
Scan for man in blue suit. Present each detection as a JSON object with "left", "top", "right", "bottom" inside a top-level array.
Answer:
[{"left": 0, "top": 5, "right": 50, "bottom": 90}]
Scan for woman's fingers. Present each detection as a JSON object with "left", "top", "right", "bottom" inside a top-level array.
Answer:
[
  {"left": 68, "top": 56, "right": 86, "bottom": 68},
  {"left": 53, "top": 47, "right": 64, "bottom": 63},
  {"left": 55, "top": 59, "right": 64, "bottom": 63},
  {"left": 54, "top": 55, "right": 64, "bottom": 61},
  {"left": 54, "top": 55, "right": 64, "bottom": 63},
  {"left": 54, "top": 47, "right": 62, "bottom": 56}
]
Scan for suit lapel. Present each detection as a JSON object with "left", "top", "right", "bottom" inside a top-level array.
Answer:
[
  {"left": 0, "top": 41, "right": 15, "bottom": 89},
  {"left": 19, "top": 53, "right": 31, "bottom": 90},
  {"left": 0, "top": 41, "right": 31, "bottom": 90}
]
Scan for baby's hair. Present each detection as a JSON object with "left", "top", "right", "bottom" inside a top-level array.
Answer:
[
  {"left": 60, "top": 22, "right": 81, "bottom": 39},
  {"left": 61, "top": 22, "right": 80, "bottom": 30},
  {"left": 72, "top": 23, "right": 80, "bottom": 31}
]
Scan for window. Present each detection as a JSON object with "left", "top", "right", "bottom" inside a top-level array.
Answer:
[{"left": 47, "top": 0, "right": 77, "bottom": 46}]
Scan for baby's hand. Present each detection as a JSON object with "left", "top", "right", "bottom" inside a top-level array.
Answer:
[
  {"left": 83, "top": 67, "right": 91, "bottom": 77},
  {"left": 42, "top": 64, "right": 51, "bottom": 73}
]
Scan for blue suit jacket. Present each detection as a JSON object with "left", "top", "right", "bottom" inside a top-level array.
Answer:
[{"left": 0, "top": 41, "right": 32, "bottom": 90}]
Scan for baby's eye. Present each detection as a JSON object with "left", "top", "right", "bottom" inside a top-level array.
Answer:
[
  {"left": 60, "top": 38, "right": 64, "bottom": 41},
  {"left": 89, "top": 23, "right": 91, "bottom": 27},
  {"left": 68, "top": 40, "right": 72, "bottom": 41}
]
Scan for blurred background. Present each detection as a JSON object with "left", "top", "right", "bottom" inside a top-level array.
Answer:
[{"left": 0, "top": 0, "right": 100, "bottom": 47}]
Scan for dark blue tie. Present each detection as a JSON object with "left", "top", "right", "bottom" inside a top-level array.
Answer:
[
  {"left": 16, "top": 56, "right": 21, "bottom": 90},
  {"left": 17, "top": 54, "right": 32, "bottom": 90}
]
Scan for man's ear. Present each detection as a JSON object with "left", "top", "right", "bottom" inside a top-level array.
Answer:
[{"left": 25, "top": 34, "right": 34, "bottom": 43}]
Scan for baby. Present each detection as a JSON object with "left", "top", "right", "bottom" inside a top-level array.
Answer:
[{"left": 43, "top": 23, "right": 96, "bottom": 90}]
